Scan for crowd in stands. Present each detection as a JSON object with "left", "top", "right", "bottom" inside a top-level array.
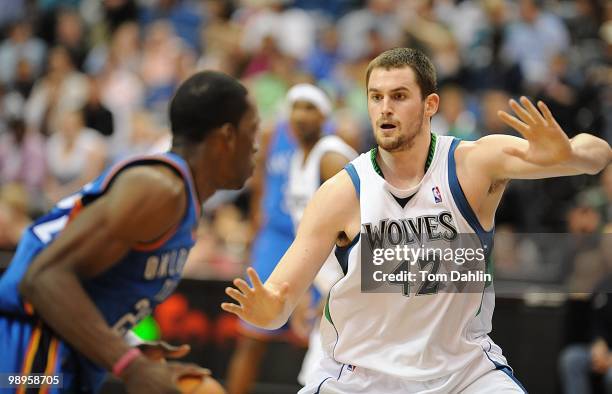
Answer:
[{"left": 0, "top": 0, "right": 609, "bottom": 284}]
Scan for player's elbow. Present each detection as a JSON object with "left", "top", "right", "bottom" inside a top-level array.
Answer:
[{"left": 19, "top": 262, "right": 64, "bottom": 303}]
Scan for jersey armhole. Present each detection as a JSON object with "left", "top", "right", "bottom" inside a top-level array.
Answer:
[
  {"left": 344, "top": 163, "right": 360, "bottom": 199},
  {"left": 447, "top": 138, "right": 494, "bottom": 256},
  {"left": 99, "top": 158, "right": 188, "bottom": 250}
]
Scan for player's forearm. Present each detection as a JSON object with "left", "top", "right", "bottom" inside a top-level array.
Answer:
[
  {"left": 567, "top": 133, "right": 612, "bottom": 175},
  {"left": 19, "top": 267, "right": 133, "bottom": 371}
]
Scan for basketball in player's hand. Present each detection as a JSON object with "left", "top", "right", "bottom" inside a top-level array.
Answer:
[{"left": 177, "top": 374, "right": 226, "bottom": 394}]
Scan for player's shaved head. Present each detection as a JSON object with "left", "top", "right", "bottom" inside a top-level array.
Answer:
[{"left": 170, "top": 70, "right": 248, "bottom": 145}]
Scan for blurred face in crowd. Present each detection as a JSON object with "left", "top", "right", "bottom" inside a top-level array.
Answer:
[
  {"left": 290, "top": 100, "right": 325, "bottom": 147},
  {"left": 60, "top": 111, "right": 84, "bottom": 141},
  {"left": 367, "top": 66, "right": 438, "bottom": 152},
  {"left": 48, "top": 47, "right": 73, "bottom": 75},
  {"left": 519, "top": 0, "right": 539, "bottom": 23}
]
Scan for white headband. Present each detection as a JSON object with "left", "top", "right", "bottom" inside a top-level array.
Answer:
[{"left": 286, "top": 83, "right": 332, "bottom": 117}]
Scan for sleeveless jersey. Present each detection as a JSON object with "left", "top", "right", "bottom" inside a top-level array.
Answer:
[
  {"left": 0, "top": 152, "right": 200, "bottom": 337},
  {"left": 320, "top": 135, "right": 507, "bottom": 381},
  {"left": 286, "top": 135, "right": 358, "bottom": 230},
  {"left": 259, "top": 121, "right": 296, "bottom": 235}
]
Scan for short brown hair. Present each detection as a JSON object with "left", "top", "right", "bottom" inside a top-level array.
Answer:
[{"left": 366, "top": 48, "right": 437, "bottom": 99}]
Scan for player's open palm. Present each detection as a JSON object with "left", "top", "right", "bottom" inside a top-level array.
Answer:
[
  {"left": 497, "top": 96, "right": 572, "bottom": 166},
  {"left": 221, "top": 267, "right": 289, "bottom": 328}
]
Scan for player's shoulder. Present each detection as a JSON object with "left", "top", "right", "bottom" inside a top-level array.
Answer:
[
  {"left": 318, "top": 167, "right": 359, "bottom": 203},
  {"left": 109, "top": 164, "right": 187, "bottom": 206}
]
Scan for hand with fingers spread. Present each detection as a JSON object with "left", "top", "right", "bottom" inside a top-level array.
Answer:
[
  {"left": 221, "top": 267, "right": 290, "bottom": 329},
  {"left": 497, "top": 96, "right": 572, "bottom": 166}
]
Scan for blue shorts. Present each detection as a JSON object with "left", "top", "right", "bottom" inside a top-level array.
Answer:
[{"left": 0, "top": 315, "right": 106, "bottom": 393}]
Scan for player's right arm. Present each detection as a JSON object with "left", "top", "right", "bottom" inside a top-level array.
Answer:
[
  {"left": 222, "top": 170, "right": 359, "bottom": 329},
  {"left": 19, "top": 165, "right": 204, "bottom": 393}
]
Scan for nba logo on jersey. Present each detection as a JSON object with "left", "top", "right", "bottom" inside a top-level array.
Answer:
[{"left": 432, "top": 186, "right": 442, "bottom": 203}]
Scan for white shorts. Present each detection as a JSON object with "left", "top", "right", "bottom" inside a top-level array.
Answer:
[{"left": 298, "top": 350, "right": 526, "bottom": 394}]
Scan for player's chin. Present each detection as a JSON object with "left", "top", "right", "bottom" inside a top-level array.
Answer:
[{"left": 376, "top": 136, "right": 403, "bottom": 152}]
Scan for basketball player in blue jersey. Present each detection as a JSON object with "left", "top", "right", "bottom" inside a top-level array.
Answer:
[
  {"left": 226, "top": 84, "right": 341, "bottom": 394},
  {"left": 0, "top": 71, "right": 259, "bottom": 394},
  {"left": 222, "top": 48, "right": 612, "bottom": 393}
]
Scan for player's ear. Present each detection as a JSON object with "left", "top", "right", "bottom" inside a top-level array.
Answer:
[
  {"left": 218, "top": 122, "right": 237, "bottom": 148},
  {"left": 424, "top": 93, "right": 440, "bottom": 118}
]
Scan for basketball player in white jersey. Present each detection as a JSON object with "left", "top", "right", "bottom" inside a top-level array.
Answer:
[
  {"left": 283, "top": 84, "right": 358, "bottom": 385},
  {"left": 221, "top": 48, "right": 612, "bottom": 393}
]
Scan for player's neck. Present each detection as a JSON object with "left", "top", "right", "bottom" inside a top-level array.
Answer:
[
  {"left": 299, "top": 135, "right": 320, "bottom": 163},
  {"left": 377, "top": 129, "right": 431, "bottom": 190},
  {"left": 171, "top": 146, "right": 214, "bottom": 204}
]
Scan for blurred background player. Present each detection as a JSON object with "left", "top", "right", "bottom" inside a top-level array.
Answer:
[
  {"left": 281, "top": 84, "right": 357, "bottom": 386},
  {"left": 226, "top": 82, "right": 354, "bottom": 394},
  {"left": 0, "top": 70, "right": 257, "bottom": 393}
]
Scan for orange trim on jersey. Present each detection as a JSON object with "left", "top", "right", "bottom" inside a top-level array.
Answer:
[
  {"left": 132, "top": 222, "right": 181, "bottom": 251},
  {"left": 68, "top": 198, "right": 84, "bottom": 222},
  {"left": 39, "top": 337, "right": 60, "bottom": 394},
  {"left": 23, "top": 301, "right": 34, "bottom": 316},
  {"left": 17, "top": 322, "right": 42, "bottom": 394}
]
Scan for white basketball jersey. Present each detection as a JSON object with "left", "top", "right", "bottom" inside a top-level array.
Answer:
[
  {"left": 320, "top": 135, "right": 507, "bottom": 381},
  {"left": 287, "top": 135, "right": 357, "bottom": 294},
  {"left": 287, "top": 135, "right": 358, "bottom": 230}
]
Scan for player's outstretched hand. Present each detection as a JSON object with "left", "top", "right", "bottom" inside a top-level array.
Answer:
[
  {"left": 497, "top": 96, "right": 572, "bottom": 166},
  {"left": 122, "top": 357, "right": 210, "bottom": 394},
  {"left": 221, "top": 267, "right": 289, "bottom": 328}
]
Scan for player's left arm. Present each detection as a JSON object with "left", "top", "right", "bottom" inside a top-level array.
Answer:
[{"left": 465, "top": 97, "right": 611, "bottom": 181}]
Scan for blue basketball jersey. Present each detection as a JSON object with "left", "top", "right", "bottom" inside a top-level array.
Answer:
[
  {"left": 0, "top": 152, "right": 200, "bottom": 333},
  {"left": 259, "top": 121, "right": 296, "bottom": 236}
]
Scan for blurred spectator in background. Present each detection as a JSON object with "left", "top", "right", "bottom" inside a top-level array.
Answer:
[
  {"left": 337, "top": 0, "right": 402, "bottom": 61},
  {"left": 100, "top": 0, "right": 139, "bottom": 36},
  {"left": 0, "top": 21, "right": 47, "bottom": 87},
  {"left": 0, "top": 117, "right": 46, "bottom": 193},
  {"left": 199, "top": 0, "right": 243, "bottom": 76},
  {"left": 0, "top": 0, "right": 26, "bottom": 29},
  {"left": 113, "top": 110, "right": 170, "bottom": 160},
  {"left": 478, "top": 89, "right": 512, "bottom": 135},
  {"left": 431, "top": 84, "right": 477, "bottom": 140},
  {"left": 502, "top": 0, "right": 570, "bottom": 88},
  {"left": 25, "top": 45, "right": 88, "bottom": 136},
  {"left": 140, "top": 21, "right": 187, "bottom": 110},
  {"left": 55, "top": 8, "right": 88, "bottom": 70},
  {"left": 0, "top": 183, "right": 31, "bottom": 249},
  {"left": 465, "top": 0, "right": 523, "bottom": 94},
  {"left": 183, "top": 216, "right": 245, "bottom": 280},
  {"left": 82, "top": 76, "right": 113, "bottom": 137},
  {"left": 559, "top": 224, "right": 612, "bottom": 394},
  {"left": 140, "top": 0, "right": 203, "bottom": 52},
  {"left": 239, "top": 0, "right": 316, "bottom": 66},
  {"left": 44, "top": 109, "right": 106, "bottom": 203},
  {"left": 302, "top": 24, "right": 342, "bottom": 84}
]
